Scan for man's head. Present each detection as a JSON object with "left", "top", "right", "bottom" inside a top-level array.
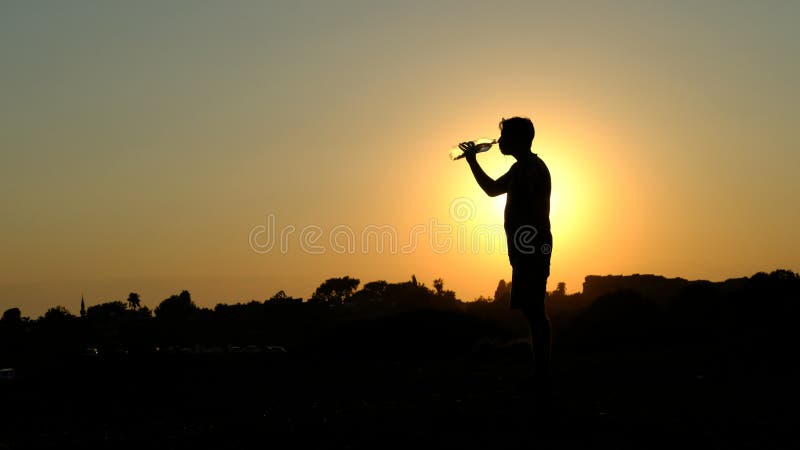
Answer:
[{"left": 498, "top": 117, "right": 535, "bottom": 156}]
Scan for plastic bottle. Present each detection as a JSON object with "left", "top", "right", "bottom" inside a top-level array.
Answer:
[{"left": 449, "top": 138, "right": 497, "bottom": 161}]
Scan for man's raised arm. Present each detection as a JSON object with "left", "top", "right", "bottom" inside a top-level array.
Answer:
[{"left": 465, "top": 151, "right": 508, "bottom": 197}]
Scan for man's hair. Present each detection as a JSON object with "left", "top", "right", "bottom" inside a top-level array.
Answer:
[{"left": 499, "top": 117, "right": 535, "bottom": 147}]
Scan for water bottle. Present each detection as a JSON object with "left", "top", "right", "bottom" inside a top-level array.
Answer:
[{"left": 449, "top": 138, "right": 497, "bottom": 161}]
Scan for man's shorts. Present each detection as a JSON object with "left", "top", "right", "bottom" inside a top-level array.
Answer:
[{"left": 509, "top": 256, "right": 550, "bottom": 311}]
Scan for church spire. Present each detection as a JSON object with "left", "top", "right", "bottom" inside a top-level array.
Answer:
[{"left": 80, "top": 294, "right": 86, "bottom": 318}]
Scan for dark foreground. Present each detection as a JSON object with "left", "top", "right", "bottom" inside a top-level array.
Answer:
[{"left": 1, "top": 345, "right": 797, "bottom": 450}]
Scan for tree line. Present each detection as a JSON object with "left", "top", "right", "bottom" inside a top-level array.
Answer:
[{"left": 1, "top": 270, "right": 798, "bottom": 366}]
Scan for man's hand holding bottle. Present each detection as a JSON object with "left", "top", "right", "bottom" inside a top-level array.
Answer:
[
  {"left": 450, "top": 138, "right": 496, "bottom": 161},
  {"left": 458, "top": 141, "right": 479, "bottom": 161}
]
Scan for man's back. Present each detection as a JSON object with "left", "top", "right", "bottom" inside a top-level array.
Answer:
[{"left": 502, "top": 152, "right": 552, "bottom": 263}]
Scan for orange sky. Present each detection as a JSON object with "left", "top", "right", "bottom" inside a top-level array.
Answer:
[{"left": 1, "top": 2, "right": 798, "bottom": 317}]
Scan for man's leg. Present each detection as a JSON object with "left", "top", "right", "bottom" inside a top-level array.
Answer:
[
  {"left": 522, "top": 297, "right": 551, "bottom": 383},
  {"left": 511, "top": 262, "right": 552, "bottom": 387}
]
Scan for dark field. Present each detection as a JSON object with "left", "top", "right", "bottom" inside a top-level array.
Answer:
[
  {"left": 2, "top": 345, "right": 797, "bottom": 450},
  {"left": 4, "top": 272, "right": 799, "bottom": 449}
]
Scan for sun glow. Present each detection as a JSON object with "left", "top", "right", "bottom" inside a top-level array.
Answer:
[
  {"left": 460, "top": 144, "right": 588, "bottom": 247},
  {"left": 491, "top": 195, "right": 505, "bottom": 218},
  {"left": 547, "top": 152, "right": 587, "bottom": 249}
]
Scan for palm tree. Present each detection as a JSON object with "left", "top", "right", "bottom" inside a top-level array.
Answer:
[{"left": 127, "top": 292, "right": 141, "bottom": 310}]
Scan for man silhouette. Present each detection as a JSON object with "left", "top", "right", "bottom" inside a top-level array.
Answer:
[{"left": 460, "top": 117, "right": 553, "bottom": 393}]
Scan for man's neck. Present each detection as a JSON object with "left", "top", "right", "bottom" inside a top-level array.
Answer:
[{"left": 512, "top": 150, "right": 533, "bottom": 161}]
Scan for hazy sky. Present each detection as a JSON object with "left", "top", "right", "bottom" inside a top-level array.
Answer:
[{"left": 1, "top": 1, "right": 798, "bottom": 317}]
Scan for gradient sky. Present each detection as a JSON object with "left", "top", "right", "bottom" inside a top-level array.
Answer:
[{"left": 2, "top": 1, "right": 798, "bottom": 317}]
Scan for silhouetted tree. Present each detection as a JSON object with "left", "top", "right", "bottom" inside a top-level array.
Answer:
[
  {"left": 87, "top": 301, "right": 129, "bottom": 321},
  {"left": 310, "top": 277, "right": 360, "bottom": 305},
  {"left": 428, "top": 278, "right": 457, "bottom": 305},
  {"left": 127, "top": 292, "right": 141, "bottom": 310},
  {"left": 383, "top": 280, "right": 436, "bottom": 309},
  {"left": 155, "top": 290, "right": 198, "bottom": 321},
  {"left": 2, "top": 307, "right": 22, "bottom": 324},
  {"left": 493, "top": 279, "right": 511, "bottom": 307},
  {"left": 770, "top": 269, "right": 799, "bottom": 281},
  {"left": 42, "top": 306, "right": 74, "bottom": 321},
  {"left": 349, "top": 280, "right": 390, "bottom": 305},
  {"left": 433, "top": 278, "right": 444, "bottom": 296},
  {"left": 363, "top": 280, "right": 388, "bottom": 296},
  {"left": 134, "top": 306, "right": 153, "bottom": 319},
  {"left": 269, "top": 290, "right": 288, "bottom": 301},
  {"left": 549, "top": 282, "right": 568, "bottom": 303},
  {"left": 265, "top": 290, "right": 302, "bottom": 304}
]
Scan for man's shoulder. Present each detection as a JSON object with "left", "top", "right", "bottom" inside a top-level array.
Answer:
[
  {"left": 530, "top": 153, "right": 550, "bottom": 174},
  {"left": 508, "top": 153, "right": 549, "bottom": 180},
  {"left": 517, "top": 153, "right": 548, "bottom": 171}
]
